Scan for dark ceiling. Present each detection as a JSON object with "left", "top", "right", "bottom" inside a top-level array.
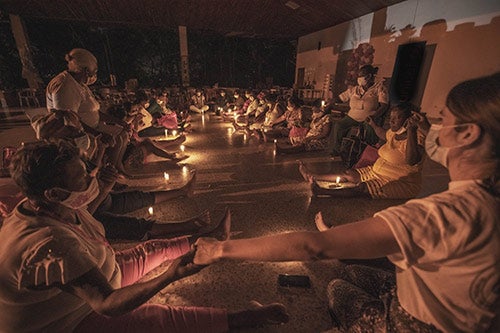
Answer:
[{"left": 1, "top": 0, "right": 406, "bottom": 38}]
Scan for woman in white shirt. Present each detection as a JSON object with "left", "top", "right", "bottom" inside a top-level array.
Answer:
[{"left": 45, "top": 48, "right": 130, "bottom": 175}]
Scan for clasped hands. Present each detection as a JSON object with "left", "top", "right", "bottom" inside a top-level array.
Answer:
[{"left": 163, "top": 238, "right": 223, "bottom": 281}]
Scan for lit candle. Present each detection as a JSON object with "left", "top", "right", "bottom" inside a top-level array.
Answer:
[
  {"left": 180, "top": 145, "right": 185, "bottom": 152},
  {"left": 148, "top": 206, "right": 154, "bottom": 215},
  {"left": 228, "top": 108, "right": 232, "bottom": 113},
  {"left": 172, "top": 130, "right": 177, "bottom": 137},
  {"left": 274, "top": 139, "right": 277, "bottom": 143},
  {"left": 182, "top": 166, "right": 189, "bottom": 175},
  {"left": 336, "top": 176, "right": 341, "bottom": 186},
  {"left": 164, "top": 129, "right": 168, "bottom": 138},
  {"left": 164, "top": 172, "right": 170, "bottom": 181},
  {"left": 321, "top": 100, "right": 326, "bottom": 108}
]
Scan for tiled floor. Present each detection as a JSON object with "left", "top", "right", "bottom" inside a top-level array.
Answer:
[{"left": 0, "top": 108, "right": 449, "bottom": 332}]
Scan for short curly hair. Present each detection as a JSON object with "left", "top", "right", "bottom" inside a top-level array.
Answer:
[{"left": 10, "top": 141, "right": 80, "bottom": 199}]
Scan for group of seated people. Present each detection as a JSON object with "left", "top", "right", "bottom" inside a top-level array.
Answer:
[{"left": 0, "top": 45, "right": 498, "bottom": 333}]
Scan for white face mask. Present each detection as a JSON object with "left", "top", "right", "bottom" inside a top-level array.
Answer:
[
  {"left": 425, "top": 123, "right": 471, "bottom": 167},
  {"left": 394, "top": 127, "right": 407, "bottom": 135},
  {"left": 53, "top": 177, "right": 100, "bottom": 210},
  {"left": 357, "top": 77, "right": 368, "bottom": 87},
  {"left": 86, "top": 75, "right": 97, "bottom": 85}
]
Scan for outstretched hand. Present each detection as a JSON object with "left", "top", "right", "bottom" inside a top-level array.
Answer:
[
  {"left": 167, "top": 249, "right": 206, "bottom": 280},
  {"left": 193, "top": 237, "right": 223, "bottom": 265}
]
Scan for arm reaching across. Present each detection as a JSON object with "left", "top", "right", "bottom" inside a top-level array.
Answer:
[{"left": 194, "top": 217, "right": 399, "bottom": 265}]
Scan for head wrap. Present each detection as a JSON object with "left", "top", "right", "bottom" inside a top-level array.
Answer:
[{"left": 65, "top": 48, "right": 97, "bottom": 72}]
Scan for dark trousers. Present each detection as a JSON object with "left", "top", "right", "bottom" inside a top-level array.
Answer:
[{"left": 332, "top": 115, "right": 378, "bottom": 153}]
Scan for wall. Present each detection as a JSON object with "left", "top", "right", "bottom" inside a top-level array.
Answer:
[{"left": 296, "top": 0, "right": 500, "bottom": 117}]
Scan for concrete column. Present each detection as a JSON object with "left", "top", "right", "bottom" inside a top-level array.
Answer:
[
  {"left": 9, "top": 14, "right": 42, "bottom": 90},
  {"left": 178, "top": 26, "right": 190, "bottom": 87}
]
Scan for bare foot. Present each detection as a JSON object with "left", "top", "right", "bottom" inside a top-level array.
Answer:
[
  {"left": 197, "top": 208, "right": 231, "bottom": 241},
  {"left": 298, "top": 160, "right": 313, "bottom": 183},
  {"left": 229, "top": 301, "right": 289, "bottom": 329},
  {"left": 315, "top": 212, "right": 331, "bottom": 231}
]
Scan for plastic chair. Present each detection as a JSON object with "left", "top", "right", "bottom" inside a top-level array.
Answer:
[{"left": 18, "top": 88, "right": 40, "bottom": 108}]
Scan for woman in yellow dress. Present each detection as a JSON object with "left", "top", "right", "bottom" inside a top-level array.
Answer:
[{"left": 300, "top": 102, "right": 429, "bottom": 199}]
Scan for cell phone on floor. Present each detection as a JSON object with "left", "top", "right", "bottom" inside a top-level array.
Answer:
[{"left": 278, "top": 274, "right": 311, "bottom": 288}]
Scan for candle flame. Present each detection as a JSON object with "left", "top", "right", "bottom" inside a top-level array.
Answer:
[
  {"left": 336, "top": 176, "right": 340, "bottom": 184},
  {"left": 148, "top": 206, "right": 154, "bottom": 215},
  {"left": 164, "top": 172, "right": 169, "bottom": 180}
]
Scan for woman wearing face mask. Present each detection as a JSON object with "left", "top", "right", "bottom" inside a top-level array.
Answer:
[
  {"left": 0, "top": 141, "right": 289, "bottom": 332},
  {"left": 44, "top": 48, "right": 131, "bottom": 176},
  {"left": 275, "top": 99, "right": 332, "bottom": 154},
  {"left": 262, "top": 96, "right": 304, "bottom": 141},
  {"left": 331, "top": 65, "right": 389, "bottom": 157},
  {"left": 194, "top": 73, "right": 500, "bottom": 332},
  {"left": 299, "top": 102, "right": 428, "bottom": 199}
]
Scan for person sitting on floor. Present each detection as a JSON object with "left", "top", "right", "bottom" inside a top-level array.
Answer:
[
  {"left": 189, "top": 88, "right": 209, "bottom": 114},
  {"left": 331, "top": 64, "right": 389, "bottom": 157},
  {"left": 262, "top": 95, "right": 304, "bottom": 141},
  {"left": 275, "top": 99, "right": 332, "bottom": 154},
  {"left": 215, "top": 89, "right": 231, "bottom": 115},
  {"left": 30, "top": 111, "right": 199, "bottom": 240},
  {"left": 194, "top": 72, "right": 500, "bottom": 333},
  {"left": 300, "top": 102, "right": 429, "bottom": 199},
  {"left": 231, "top": 89, "right": 245, "bottom": 113},
  {"left": 0, "top": 140, "right": 289, "bottom": 333},
  {"left": 105, "top": 103, "right": 187, "bottom": 168}
]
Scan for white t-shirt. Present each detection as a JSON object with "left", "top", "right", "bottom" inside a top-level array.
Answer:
[
  {"left": 46, "top": 71, "right": 101, "bottom": 128},
  {"left": 376, "top": 180, "right": 499, "bottom": 332},
  {"left": 339, "top": 80, "right": 388, "bottom": 122},
  {"left": 0, "top": 200, "right": 120, "bottom": 332}
]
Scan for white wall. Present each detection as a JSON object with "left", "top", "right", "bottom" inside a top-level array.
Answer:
[{"left": 296, "top": 0, "right": 500, "bottom": 117}]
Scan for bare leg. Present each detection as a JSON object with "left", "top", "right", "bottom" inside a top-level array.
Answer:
[
  {"left": 148, "top": 209, "right": 211, "bottom": 238},
  {"left": 315, "top": 212, "right": 330, "bottom": 231},
  {"left": 227, "top": 301, "right": 289, "bottom": 329},
  {"left": 149, "top": 208, "right": 232, "bottom": 241},
  {"left": 156, "top": 134, "right": 186, "bottom": 149},
  {"left": 153, "top": 171, "right": 196, "bottom": 203}
]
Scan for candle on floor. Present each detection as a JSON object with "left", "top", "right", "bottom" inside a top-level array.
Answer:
[
  {"left": 148, "top": 206, "right": 154, "bottom": 215},
  {"left": 164, "top": 172, "right": 170, "bottom": 181}
]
